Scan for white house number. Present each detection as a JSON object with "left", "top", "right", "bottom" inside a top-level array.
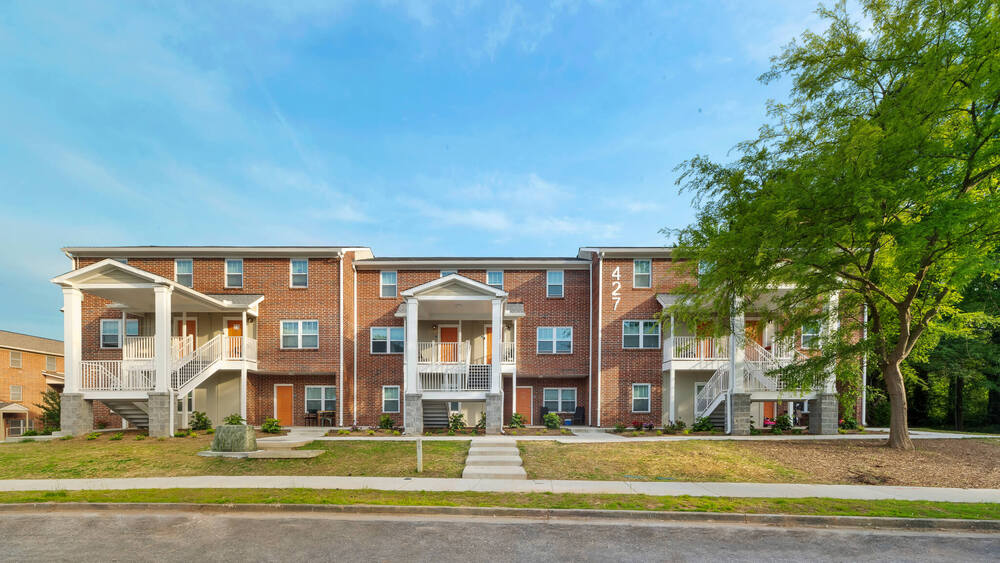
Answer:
[{"left": 610, "top": 267, "right": 621, "bottom": 311}]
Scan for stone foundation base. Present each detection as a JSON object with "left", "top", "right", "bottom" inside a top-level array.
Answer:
[
  {"left": 730, "top": 393, "right": 751, "bottom": 436},
  {"left": 809, "top": 393, "right": 839, "bottom": 435},
  {"left": 404, "top": 393, "right": 423, "bottom": 435},
  {"left": 147, "top": 391, "right": 173, "bottom": 438},
  {"left": 59, "top": 393, "right": 93, "bottom": 437},
  {"left": 485, "top": 392, "right": 503, "bottom": 434}
]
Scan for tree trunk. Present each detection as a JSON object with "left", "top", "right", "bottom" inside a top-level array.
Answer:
[
  {"left": 883, "top": 360, "right": 914, "bottom": 450},
  {"left": 954, "top": 376, "right": 964, "bottom": 431}
]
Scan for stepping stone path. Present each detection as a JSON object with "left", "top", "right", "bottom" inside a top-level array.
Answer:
[{"left": 462, "top": 437, "right": 526, "bottom": 480}]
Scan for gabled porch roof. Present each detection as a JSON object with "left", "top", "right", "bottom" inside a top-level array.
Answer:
[{"left": 400, "top": 274, "right": 507, "bottom": 299}]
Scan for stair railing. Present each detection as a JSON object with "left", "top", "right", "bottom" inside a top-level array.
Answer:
[
  {"left": 171, "top": 335, "right": 223, "bottom": 390},
  {"left": 695, "top": 364, "right": 729, "bottom": 418}
]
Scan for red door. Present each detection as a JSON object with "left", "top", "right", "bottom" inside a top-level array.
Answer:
[
  {"left": 275, "top": 385, "right": 293, "bottom": 426},
  {"left": 440, "top": 327, "right": 458, "bottom": 362},
  {"left": 515, "top": 387, "right": 532, "bottom": 424},
  {"left": 226, "top": 319, "right": 243, "bottom": 358}
]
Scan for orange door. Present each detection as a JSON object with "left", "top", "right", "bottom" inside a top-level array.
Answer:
[
  {"left": 696, "top": 322, "right": 712, "bottom": 358},
  {"left": 745, "top": 320, "right": 763, "bottom": 346},
  {"left": 275, "top": 385, "right": 293, "bottom": 426},
  {"left": 485, "top": 326, "right": 493, "bottom": 364},
  {"left": 763, "top": 401, "right": 775, "bottom": 420},
  {"left": 515, "top": 387, "right": 532, "bottom": 424},
  {"left": 226, "top": 319, "right": 243, "bottom": 358},
  {"left": 440, "top": 326, "right": 458, "bottom": 362}
]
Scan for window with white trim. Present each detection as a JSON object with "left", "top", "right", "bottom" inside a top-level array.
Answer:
[
  {"left": 546, "top": 270, "right": 563, "bottom": 297},
  {"left": 633, "top": 259, "right": 651, "bottom": 288},
  {"left": 176, "top": 393, "right": 193, "bottom": 413},
  {"left": 537, "top": 326, "right": 572, "bottom": 354},
  {"left": 383, "top": 385, "right": 400, "bottom": 413},
  {"left": 125, "top": 319, "right": 140, "bottom": 337},
  {"left": 305, "top": 386, "right": 336, "bottom": 413},
  {"left": 100, "top": 319, "right": 121, "bottom": 349},
  {"left": 801, "top": 320, "right": 821, "bottom": 349},
  {"left": 487, "top": 270, "right": 503, "bottom": 290},
  {"left": 225, "top": 259, "right": 243, "bottom": 288},
  {"left": 380, "top": 271, "right": 397, "bottom": 297},
  {"left": 175, "top": 259, "right": 193, "bottom": 287},
  {"left": 543, "top": 388, "right": 576, "bottom": 413},
  {"left": 371, "top": 327, "right": 404, "bottom": 354},
  {"left": 10, "top": 385, "right": 23, "bottom": 401},
  {"left": 46, "top": 356, "right": 57, "bottom": 371},
  {"left": 623, "top": 320, "right": 660, "bottom": 349},
  {"left": 9, "top": 351, "right": 22, "bottom": 368},
  {"left": 281, "top": 320, "right": 319, "bottom": 349},
  {"left": 632, "top": 383, "right": 651, "bottom": 412},
  {"left": 290, "top": 259, "right": 309, "bottom": 287},
  {"left": 440, "top": 270, "right": 457, "bottom": 277}
]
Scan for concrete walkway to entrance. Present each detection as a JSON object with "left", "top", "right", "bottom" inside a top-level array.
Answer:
[{"left": 0, "top": 474, "right": 996, "bottom": 503}]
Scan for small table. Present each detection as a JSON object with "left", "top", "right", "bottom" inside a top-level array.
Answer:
[
  {"left": 317, "top": 411, "right": 335, "bottom": 427},
  {"left": 304, "top": 412, "right": 318, "bottom": 427}
]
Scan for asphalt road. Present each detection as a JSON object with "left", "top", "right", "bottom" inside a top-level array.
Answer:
[{"left": 2, "top": 509, "right": 997, "bottom": 562}]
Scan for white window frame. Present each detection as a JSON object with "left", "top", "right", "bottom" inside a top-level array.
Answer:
[
  {"left": 633, "top": 259, "right": 651, "bottom": 288},
  {"left": 126, "top": 318, "right": 140, "bottom": 337},
  {"left": 440, "top": 270, "right": 457, "bottom": 277},
  {"left": 290, "top": 258, "right": 309, "bottom": 288},
  {"left": 801, "top": 321, "right": 821, "bottom": 349},
  {"left": 622, "top": 320, "right": 661, "bottom": 349},
  {"left": 370, "top": 327, "right": 405, "bottom": 354},
  {"left": 546, "top": 269, "right": 564, "bottom": 298},
  {"left": 380, "top": 271, "right": 397, "bottom": 298},
  {"left": 542, "top": 387, "right": 576, "bottom": 413},
  {"left": 9, "top": 350, "right": 22, "bottom": 368},
  {"left": 100, "top": 319, "right": 121, "bottom": 349},
  {"left": 536, "top": 326, "right": 573, "bottom": 354},
  {"left": 280, "top": 320, "right": 319, "bottom": 350},
  {"left": 305, "top": 385, "right": 337, "bottom": 413},
  {"left": 632, "top": 383, "right": 651, "bottom": 413},
  {"left": 382, "top": 385, "right": 400, "bottom": 413},
  {"left": 45, "top": 355, "right": 57, "bottom": 371},
  {"left": 10, "top": 385, "right": 23, "bottom": 401},
  {"left": 486, "top": 270, "right": 504, "bottom": 290},
  {"left": 174, "top": 258, "right": 193, "bottom": 288},
  {"left": 225, "top": 258, "right": 243, "bottom": 288}
]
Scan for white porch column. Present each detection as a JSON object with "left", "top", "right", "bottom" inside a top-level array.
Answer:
[
  {"left": 240, "top": 310, "right": 248, "bottom": 420},
  {"left": 511, "top": 318, "right": 517, "bottom": 416},
  {"left": 668, "top": 313, "right": 676, "bottom": 423},
  {"left": 730, "top": 298, "right": 745, "bottom": 393},
  {"left": 62, "top": 287, "right": 83, "bottom": 393},
  {"left": 825, "top": 292, "right": 840, "bottom": 393},
  {"left": 404, "top": 298, "right": 419, "bottom": 393},
  {"left": 153, "top": 285, "right": 173, "bottom": 392},
  {"left": 490, "top": 298, "right": 503, "bottom": 394}
]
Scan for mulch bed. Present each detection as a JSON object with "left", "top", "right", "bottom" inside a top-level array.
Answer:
[
  {"left": 506, "top": 427, "right": 573, "bottom": 436},
  {"left": 326, "top": 429, "right": 406, "bottom": 437}
]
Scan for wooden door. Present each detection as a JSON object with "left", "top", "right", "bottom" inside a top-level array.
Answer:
[
  {"left": 763, "top": 401, "right": 775, "bottom": 421},
  {"left": 440, "top": 326, "right": 458, "bottom": 362},
  {"left": 515, "top": 387, "right": 532, "bottom": 424},
  {"left": 745, "top": 320, "right": 763, "bottom": 346},
  {"left": 275, "top": 385, "right": 293, "bottom": 426},
  {"left": 485, "top": 326, "right": 493, "bottom": 364},
  {"left": 226, "top": 319, "right": 243, "bottom": 358},
  {"left": 696, "top": 322, "right": 712, "bottom": 358}
]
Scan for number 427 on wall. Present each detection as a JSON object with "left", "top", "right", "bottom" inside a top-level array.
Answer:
[{"left": 610, "top": 266, "right": 621, "bottom": 311}]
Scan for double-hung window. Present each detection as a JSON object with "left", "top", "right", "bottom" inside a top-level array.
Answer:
[
  {"left": 175, "top": 259, "right": 193, "bottom": 287},
  {"left": 225, "top": 259, "right": 243, "bottom": 288},
  {"left": 537, "top": 327, "right": 572, "bottom": 354},
  {"left": 9, "top": 351, "right": 22, "bottom": 368},
  {"left": 290, "top": 259, "right": 308, "bottom": 288},
  {"left": 487, "top": 270, "right": 503, "bottom": 290},
  {"left": 125, "top": 319, "right": 140, "bottom": 337},
  {"left": 623, "top": 320, "right": 660, "bottom": 349},
  {"left": 371, "top": 327, "right": 404, "bottom": 354},
  {"left": 380, "top": 271, "right": 397, "bottom": 297},
  {"left": 305, "top": 386, "right": 336, "bottom": 413},
  {"left": 281, "top": 320, "right": 319, "bottom": 349},
  {"left": 543, "top": 388, "right": 576, "bottom": 413},
  {"left": 546, "top": 270, "right": 563, "bottom": 297},
  {"left": 10, "top": 385, "right": 23, "bottom": 401},
  {"left": 440, "top": 270, "right": 457, "bottom": 277},
  {"left": 46, "top": 355, "right": 57, "bottom": 371},
  {"left": 633, "top": 259, "right": 651, "bottom": 288},
  {"left": 801, "top": 321, "right": 821, "bottom": 349},
  {"left": 632, "top": 383, "right": 651, "bottom": 412},
  {"left": 100, "top": 319, "right": 121, "bottom": 349},
  {"left": 382, "top": 386, "right": 400, "bottom": 413}
]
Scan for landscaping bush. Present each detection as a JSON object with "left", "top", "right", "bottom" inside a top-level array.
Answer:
[
  {"left": 378, "top": 414, "right": 394, "bottom": 429},
  {"left": 189, "top": 411, "right": 212, "bottom": 431},
  {"left": 448, "top": 412, "right": 466, "bottom": 431},
  {"left": 60, "top": 434, "right": 73, "bottom": 441},
  {"left": 662, "top": 420, "right": 686, "bottom": 434},
  {"left": 174, "top": 430, "right": 189, "bottom": 438},
  {"left": 691, "top": 417, "right": 714, "bottom": 432},
  {"left": 773, "top": 414, "right": 793, "bottom": 432},
  {"left": 475, "top": 412, "right": 487, "bottom": 433},
  {"left": 41, "top": 428, "right": 54, "bottom": 436},
  {"left": 509, "top": 413, "right": 526, "bottom": 428},
  {"left": 134, "top": 434, "right": 146, "bottom": 441},
  {"left": 35, "top": 388, "right": 61, "bottom": 430},
  {"left": 206, "top": 428, "right": 215, "bottom": 435},
  {"left": 223, "top": 413, "right": 245, "bottom": 425},
  {"left": 85, "top": 432, "right": 99, "bottom": 440},
  {"left": 21, "top": 429, "right": 38, "bottom": 437},
  {"left": 261, "top": 418, "right": 282, "bottom": 433},
  {"left": 791, "top": 427, "right": 804, "bottom": 435},
  {"left": 110, "top": 432, "right": 124, "bottom": 441},
  {"left": 839, "top": 416, "right": 858, "bottom": 430},
  {"left": 632, "top": 420, "right": 643, "bottom": 431},
  {"left": 543, "top": 412, "right": 562, "bottom": 430},
  {"left": 613, "top": 422, "right": 626, "bottom": 433}
]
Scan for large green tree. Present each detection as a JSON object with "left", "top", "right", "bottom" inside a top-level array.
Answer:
[{"left": 668, "top": 0, "right": 1000, "bottom": 449}]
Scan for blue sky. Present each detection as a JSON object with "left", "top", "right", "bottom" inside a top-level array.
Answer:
[{"left": 0, "top": 0, "right": 845, "bottom": 339}]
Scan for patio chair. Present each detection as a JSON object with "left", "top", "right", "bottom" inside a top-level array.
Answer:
[
  {"left": 540, "top": 406, "right": 549, "bottom": 423},
  {"left": 573, "top": 406, "right": 585, "bottom": 426}
]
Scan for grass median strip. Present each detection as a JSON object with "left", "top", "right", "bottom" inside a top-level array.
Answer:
[{"left": 0, "top": 488, "right": 997, "bottom": 520}]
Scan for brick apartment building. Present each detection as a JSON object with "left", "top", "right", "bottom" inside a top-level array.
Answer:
[
  {"left": 0, "top": 330, "right": 64, "bottom": 439},
  {"left": 52, "top": 246, "right": 839, "bottom": 438}
]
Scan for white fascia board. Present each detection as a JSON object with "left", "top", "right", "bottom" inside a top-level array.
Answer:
[
  {"left": 62, "top": 246, "right": 371, "bottom": 258},
  {"left": 356, "top": 259, "right": 590, "bottom": 270},
  {"left": 399, "top": 274, "right": 507, "bottom": 298}
]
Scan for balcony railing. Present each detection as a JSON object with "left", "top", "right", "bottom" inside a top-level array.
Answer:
[
  {"left": 502, "top": 341, "right": 516, "bottom": 363},
  {"left": 670, "top": 336, "right": 729, "bottom": 361},
  {"left": 418, "top": 341, "right": 471, "bottom": 364},
  {"left": 419, "top": 366, "right": 492, "bottom": 391},
  {"left": 123, "top": 335, "right": 193, "bottom": 362},
  {"left": 81, "top": 360, "right": 155, "bottom": 391}
]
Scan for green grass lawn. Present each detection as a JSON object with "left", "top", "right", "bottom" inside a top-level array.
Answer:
[
  {"left": 1, "top": 488, "right": 997, "bottom": 520},
  {"left": 0, "top": 435, "right": 468, "bottom": 479}
]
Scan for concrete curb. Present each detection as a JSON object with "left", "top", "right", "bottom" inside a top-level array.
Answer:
[{"left": 0, "top": 502, "right": 997, "bottom": 532}]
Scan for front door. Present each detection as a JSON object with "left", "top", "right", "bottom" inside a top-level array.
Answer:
[
  {"left": 275, "top": 385, "right": 293, "bottom": 426},
  {"left": 746, "top": 320, "right": 763, "bottom": 347},
  {"left": 440, "top": 326, "right": 458, "bottom": 362},
  {"left": 485, "top": 326, "right": 493, "bottom": 364},
  {"left": 515, "top": 387, "right": 532, "bottom": 424},
  {"left": 226, "top": 319, "right": 243, "bottom": 358},
  {"left": 763, "top": 401, "right": 775, "bottom": 421}
]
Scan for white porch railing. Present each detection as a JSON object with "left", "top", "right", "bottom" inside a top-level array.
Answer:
[
  {"left": 81, "top": 360, "right": 155, "bottom": 391},
  {"left": 419, "top": 365, "right": 492, "bottom": 391},
  {"left": 744, "top": 340, "right": 818, "bottom": 392},
  {"left": 124, "top": 335, "right": 193, "bottom": 362},
  {"left": 670, "top": 336, "right": 729, "bottom": 360},
  {"left": 695, "top": 364, "right": 729, "bottom": 418},
  {"left": 418, "top": 341, "right": 471, "bottom": 364},
  {"left": 502, "top": 341, "right": 516, "bottom": 363}
]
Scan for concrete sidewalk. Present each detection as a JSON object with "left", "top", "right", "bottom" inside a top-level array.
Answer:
[{"left": 0, "top": 475, "right": 997, "bottom": 503}]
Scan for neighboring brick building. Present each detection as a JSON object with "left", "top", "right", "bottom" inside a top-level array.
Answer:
[
  {"left": 52, "top": 245, "right": 840, "bottom": 437},
  {"left": 0, "top": 330, "right": 64, "bottom": 439}
]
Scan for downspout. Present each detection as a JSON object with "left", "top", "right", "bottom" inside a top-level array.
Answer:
[
  {"left": 587, "top": 258, "right": 592, "bottom": 426},
  {"left": 861, "top": 303, "right": 868, "bottom": 426},
  {"left": 596, "top": 252, "right": 604, "bottom": 427},
  {"left": 353, "top": 262, "right": 358, "bottom": 426},
  {"left": 338, "top": 252, "right": 344, "bottom": 428}
]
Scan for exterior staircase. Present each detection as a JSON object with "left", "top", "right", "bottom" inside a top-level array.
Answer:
[
  {"left": 101, "top": 399, "right": 150, "bottom": 429},
  {"left": 422, "top": 401, "right": 449, "bottom": 428},
  {"left": 462, "top": 438, "right": 526, "bottom": 479},
  {"left": 706, "top": 401, "right": 726, "bottom": 429}
]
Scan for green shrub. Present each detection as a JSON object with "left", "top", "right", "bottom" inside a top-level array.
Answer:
[
  {"left": 20, "top": 438, "right": 35, "bottom": 443},
  {"left": 509, "top": 413, "right": 526, "bottom": 428},
  {"left": 134, "top": 434, "right": 146, "bottom": 441},
  {"left": 60, "top": 435, "right": 74, "bottom": 441},
  {"left": 223, "top": 413, "right": 245, "bottom": 425},
  {"left": 206, "top": 428, "right": 215, "bottom": 435},
  {"left": 85, "top": 432, "right": 99, "bottom": 440},
  {"left": 392, "top": 430, "right": 400, "bottom": 436},
  {"left": 543, "top": 412, "right": 562, "bottom": 430},
  {"left": 35, "top": 388, "right": 61, "bottom": 430},
  {"left": 773, "top": 414, "right": 793, "bottom": 432},
  {"left": 839, "top": 416, "right": 858, "bottom": 430},
  {"left": 613, "top": 422, "right": 627, "bottom": 433},
  {"left": 96, "top": 422, "right": 107, "bottom": 430},
  {"left": 367, "top": 429, "right": 376, "bottom": 436},
  {"left": 771, "top": 427, "right": 783, "bottom": 435},
  {"left": 561, "top": 428, "right": 572, "bottom": 435},
  {"left": 791, "top": 428, "right": 804, "bottom": 435},
  {"left": 189, "top": 411, "right": 212, "bottom": 431},
  {"left": 21, "top": 429, "right": 38, "bottom": 437},
  {"left": 41, "top": 428, "right": 55, "bottom": 436},
  {"left": 378, "top": 414, "right": 395, "bottom": 429},
  {"left": 447, "top": 430, "right": 455, "bottom": 436},
  {"left": 261, "top": 418, "right": 282, "bottom": 433},
  {"left": 110, "top": 432, "right": 124, "bottom": 441},
  {"left": 174, "top": 430, "right": 188, "bottom": 438},
  {"left": 475, "top": 412, "right": 487, "bottom": 433},
  {"left": 750, "top": 428, "right": 762, "bottom": 435},
  {"left": 448, "top": 412, "right": 466, "bottom": 431},
  {"left": 655, "top": 429, "right": 662, "bottom": 436},
  {"left": 338, "top": 429, "right": 350, "bottom": 436},
  {"left": 691, "top": 417, "right": 714, "bottom": 432}
]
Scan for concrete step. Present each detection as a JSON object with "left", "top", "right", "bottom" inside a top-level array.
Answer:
[
  {"left": 464, "top": 455, "right": 522, "bottom": 467},
  {"left": 474, "top": 438, "right": 516, "bottom": 447},
  {"left": 462, "top": 465, "right": 527, "bottom": 480},
  {"left": 257, "top": 439, "right": 312, "bottom": 450},
  {"left": 468, "top": 446, "right": 520, "bottom": 457},
  {"left": 247, "top": 449, "right": 323, "bottom": 459}
]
